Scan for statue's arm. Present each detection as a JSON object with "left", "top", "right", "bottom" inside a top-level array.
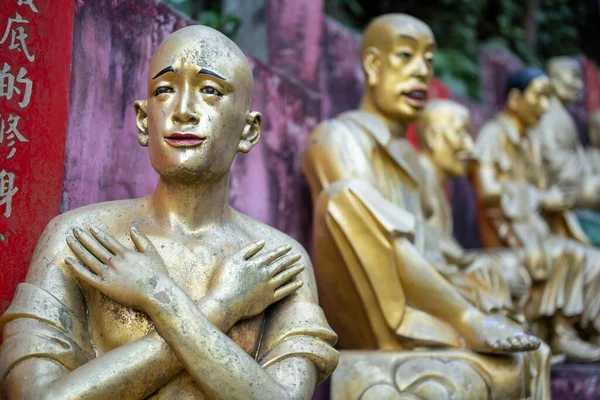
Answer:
[
  {"left": 1, "top": 218, "right": 245, "bottom": 400},
  {"left": 143, "top": 277, "right": 317, "bottom": 400},
  {"left": 472, "top": 161, "right": 503, "bottom": 206},
  {"left": 3, "top": 294, "right": 237, "bottom": 400},
  {"left": 470, "top": 125, "right": 503, "bottom": 206}
]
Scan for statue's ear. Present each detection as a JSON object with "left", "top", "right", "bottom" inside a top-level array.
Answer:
[
  {"left": 134, "top": 100, "right": 149, "bottom": 147},
  {"left": 363, "top": 47, "right": 381, "bottom": 87},
  {"left": 238, "top": 111, "right": 262, "bottom": 154},
  {"left": 506, "top": 88, "right": 521, "bottom": 112}
]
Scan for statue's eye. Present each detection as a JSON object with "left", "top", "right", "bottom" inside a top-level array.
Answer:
[
  {"left": 398, "top": 51, "right": 412, "bottom": 60},
  {"left": 155, "top": 87, "right": 173, "bottom": 96},
  {"left": 201, "top": 87, "right": 222, "bottom": 96}
]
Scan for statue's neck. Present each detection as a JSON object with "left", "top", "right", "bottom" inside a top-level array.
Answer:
[
  {"left": 149, "top": 174, "right": 232, "bottom": 233},
  {"left": 359, "top": 94, "right": 408, "bottom": 139}
]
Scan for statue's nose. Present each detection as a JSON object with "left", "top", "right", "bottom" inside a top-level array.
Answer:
[{"left": 173, "top": 89, "right": 200, "bottom": 124}]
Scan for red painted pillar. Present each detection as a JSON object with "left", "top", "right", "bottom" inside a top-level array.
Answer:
[{"left": 0, "top": 0, "right": 75, "bottom": 312}]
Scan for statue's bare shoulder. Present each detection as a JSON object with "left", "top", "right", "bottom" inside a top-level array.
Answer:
[{"left": 28, "top": 198, "right": 147, "bottom": 277}]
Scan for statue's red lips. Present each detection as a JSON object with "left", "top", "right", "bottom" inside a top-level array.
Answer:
[
  {"left": 401, "top": 89, "right": 428, "bottom": 108},
  {"left": 164, "top": 133, "right": 205, "bottom": 147}
]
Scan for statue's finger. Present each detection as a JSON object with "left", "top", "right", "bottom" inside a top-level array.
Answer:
[
  {"left": 73, "top": 227, "right": 112, "bottom": 263},
  {"left": 130, "top": 225, "right": 156, "bottom": 253},
  {"left": 268, "top": 254, "right": 301, "bottom": 276},
  {"left": 241, "top": 239, "right": 266, "bottom": 260},
  {"left": 274, "top": 280, "right": 303, "bottom": 302},
  {"left": 65, "top": 257, "right": 104, "bottom": 287},
  {"left": 253, "top": 244, "right": 292, "bottom": 265},
  {"left": 90, "top": 226, "right": 127, "bottom": 254},
  {"left": 67, "top": 236, "right": 108, "bottom": 276},
  {"left": 272, "top": 264, "right": 305, "bottom": 287}
]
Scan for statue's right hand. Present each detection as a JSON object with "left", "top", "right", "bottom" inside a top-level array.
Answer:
[{"left": 209, "top": 241, "right": 304, "bottom": 321}]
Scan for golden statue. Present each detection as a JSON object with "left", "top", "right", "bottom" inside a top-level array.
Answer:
[
  {"left": 416, "top": 99, "right": 532, "bottom": 322},
  {"left": 534, "top": 56, "right": 600, "bottom": 212},
  {"left": 471, "top": 67, "right": 600, "bottom": 363},
  {"left": 0, "top": 26, "right": 338, "bottom": 399},
  {"left": 303, "top": 14, "right": 550, "bottom": 399}
]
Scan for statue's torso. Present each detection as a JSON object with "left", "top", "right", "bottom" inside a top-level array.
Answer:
[
  {"left": 85, "top": 233, "right": 263, "bottom": 357},
  {"left": 478, "top": 116, "right": 547, "bottom": 190},
  {"left": 474, "top": 115, "right": 554, "bottom": 247}
]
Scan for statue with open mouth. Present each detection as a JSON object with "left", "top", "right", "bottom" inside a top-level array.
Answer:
[{"left": 302, "top": 13, "right": 551, "bottom": 400}]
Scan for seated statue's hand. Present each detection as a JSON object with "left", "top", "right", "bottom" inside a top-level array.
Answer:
[
  {"left": 209, "top": 241, "right": 305, "bottom": 321},
  {"left": 65, "top": 225, "right": 171, "bottom": 311}
]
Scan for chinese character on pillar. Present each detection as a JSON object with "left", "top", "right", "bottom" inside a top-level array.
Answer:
[
  {"left": 0, "top": 169, "right": 18, "bottom": 218},
  {"left": 0, "top": 114, "right": 28, "bottom": 159},
  {"left": 1, "top": 12, "right": 34, "bottom": 62},
  {"left": 16, "top": 0, "right": 39, "bottom": 13},
  {"left": 0, "top": 62, "right": 33, "bottom": 108}
]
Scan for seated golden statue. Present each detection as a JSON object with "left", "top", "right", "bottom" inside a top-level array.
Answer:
[
  {"left": 532, "top": 57, "right": 600, "bottom": 246},
  {"left": 471, "top": 67, "right": 600, "bottom": 363},
  {"left": 303, "top": 14, "right": 550, "bottom": 399},
  {"left": 0, "top": 26, "right": 338, "bottom": 399},
  {"left": 416, "top": 99, "right": 531, "bottom": 322}
]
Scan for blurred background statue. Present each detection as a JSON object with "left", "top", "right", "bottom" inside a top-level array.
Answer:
[
  {"left": 416, "top": 99, "right": 532, "bottom": 323},
  {"left": 471, "top": 67, "right": 600, "bottom": 363},
  {"left": 303, "top": 14, "right": 550, "bottom": 399},
  {"left": 533, "top": 56, "right": 600, "bottom": 245}
]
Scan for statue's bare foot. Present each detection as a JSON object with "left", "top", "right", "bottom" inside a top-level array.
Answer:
[{"left": 457, "top": 310, "right": 540, "bottom": 354}]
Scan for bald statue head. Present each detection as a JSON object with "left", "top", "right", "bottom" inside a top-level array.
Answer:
[
  {"left": 134, "top": 25, "right": 261, "bottom": 183},
  {"left": 416, "top": 99, "right": 473, "bottom": 179},
  {"left": 360, "top": 14, "right": 436, "bottom": 126},
  {"left": 589, "top": 110, "right": 600, "bottom": 148},
  {"left": 547, "top": 56, "right": 583, "bottom": 104}
]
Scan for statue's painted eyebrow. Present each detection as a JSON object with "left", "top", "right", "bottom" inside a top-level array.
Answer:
[
  {"left": 152, "top": 65, "right": 227, "bottom": 81},
  {"left": 152, "top": 66, "right": 174, "bottom": 79},
  {"left": 199, "top": 68, "right": 226, "bottom": 80}
]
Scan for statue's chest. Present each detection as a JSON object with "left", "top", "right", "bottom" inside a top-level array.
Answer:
[{"left": 86, "top": 241, "right": 245, "bottom": 355}]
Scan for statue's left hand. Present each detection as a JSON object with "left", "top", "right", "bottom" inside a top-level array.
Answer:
[{"left": 65, "top": 225, "right": 171, "bottom": 310}]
